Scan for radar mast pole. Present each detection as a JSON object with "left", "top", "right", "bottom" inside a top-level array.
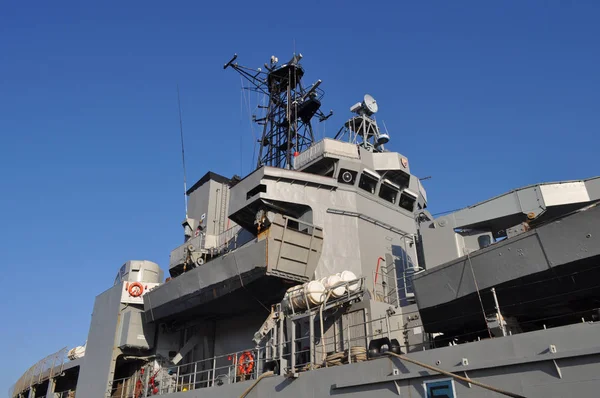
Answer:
[{"left": 224, "top": 53, "right": 332, "bottom": 170}]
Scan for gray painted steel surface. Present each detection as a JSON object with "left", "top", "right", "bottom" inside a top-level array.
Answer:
[
  {"left": 414, "top": 203, "right": 600, "bottom": 311},
  {"left": 143, "top": 322, "right": 600, "bottom": 398},
  {"left": 75, "top": 284, "right": 123, "bottom": 398},
  {"left": 144, "top": 239, "right": 268, "bottom": 322}
]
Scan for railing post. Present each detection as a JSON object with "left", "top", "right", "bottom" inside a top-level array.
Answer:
[
  {"left": 278, "top": 315, "right": 284, "bottom": 375},
  {"left": 385, "top": 310, "right": 392, "bottom": 340},
  {"left": 228, "top": 357, "right": 231, "bottom": 385},
  {"left": 133, "top": 372, "right": 139, "bottom": 398},
  {"left": 346, "top": 314, "right": 352, "bottom": 364},
  {"left": 309, "top": 314, "right": 315, "bottom": 367},
  {"left": 393, "top": 251, "right": 401, "bottom": 306},
  {"left": 144, "top": 365, "right": 151, "bottom": 397},
  {"left": 193, "top": 362, "right": 197, "bottom": 389},
  {"left": 212, "top": 356, "right": 216, "bottom": 387},
  {"left": 291, "top": 319, "right": 296, "bottom": 371},
  {"left": 44, "top": 376, "right": 56, "bottom": 398},
  {"left": 233, "top": 353, "right": 238, "bottom": 383}
]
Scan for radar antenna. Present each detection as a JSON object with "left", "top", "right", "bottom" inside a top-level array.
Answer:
[
  {"left": 335, "top": 94, "right": 389, "bottom": 152},
  {"left": 224, "top": 53, "right": 332, "bottom": 169}
]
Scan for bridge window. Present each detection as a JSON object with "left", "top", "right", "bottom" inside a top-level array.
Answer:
[
  {"left": 399, "top": 189, "right": 417, "bottom": 212},
  {"left": 379, "top": 179, "right": 399, "bottom": 204},
  {"left": 359, "top": 169, "right": 380, "bottom": 194}
]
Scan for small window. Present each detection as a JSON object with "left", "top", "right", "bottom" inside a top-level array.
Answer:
[
  {"left": 247, "top": 184, "right": 267, "bottom": 200},
  {"left": 399, "top": 190, "right": 417, "bottom": 212},
  {"left": 379, "top": 183, "right": 398, "bottom": 204},
  {"left": 359, "top": 173, "right": 378, "bottom": 194},
  {"left": 478, "top": 235, "right": 491, "bottom": 249},
  {"left": 424, "top": 379, "right": 455, "bottom": 398},
  {"left": 286, "top": 218, "right": 314, "bottom": 235}
]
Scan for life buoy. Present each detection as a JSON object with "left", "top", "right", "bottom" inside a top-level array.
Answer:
[
  {"left": 128, "top": 282, "right": 144, "bottom": 297},
  {"left": 237, "top": 351, "right": 254, "bottom": 375}
]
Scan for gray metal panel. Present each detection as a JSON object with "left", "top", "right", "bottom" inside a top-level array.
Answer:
[
  {"left": 228, "top": 166, "right": 338, "bottom": 221},
  {"left": 187, "top": 178, "right": 230, "bottom": 237},
  {"left": 117, "top": 307, "right": 154, "bottom": 350},
  {"left": 371, "top": 151, "right": 410, "bottom": 174},
  {"left": 357, "top": 147, "right": 376, "bottom": 170},
  {"left": 418, "top": 218, "right": 461, "bottom": 269},
  {"left": 294, "top": 138, "right": 360, "bottom": 171},
  {"left": 537, "top": 202, "right": 600, "bottom": 266},
  {"left": 585, "top": 176, "right": 600, "bottom": 199},
  {"left": 227, "top": 167, "right": 266, "bottom": 219},
  {"left": 436, "top": 178, "right": 598, "bottom": 236},
  {"left": 346, "top": 310, "right": 367, "bottom": 350},
  {"left": 266, "top": 214, "right": 324, "bottom": 280},
  {"left": 144, "top": 239, "right": 268, "bottom": 321},
  {"left": 187, "top": 178, "right": 213, "bottom": 230},
  {"left": 75, "top": 284, "right": 123, "bottom": 398},
  {"left": 119, "top": 260, "right": 162, "bottom": 284},
  {"left": 416, "top": 234, "right": 547, "bottom": 309},
  {"left": 354, "top": 191, "right": 417, "bottom": 235},
  {"left": 153, "top": 321, "right": 600, "bottom": 398},
  {"left": 413, "top": 204, "right": 600, "bottom": 310},
  {"left": 213, "top": 312, "right": 266, "bottom": 357}
]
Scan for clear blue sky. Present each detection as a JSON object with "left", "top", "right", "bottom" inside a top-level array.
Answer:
[{"left": 1, "top": 0, "right": 598, "bottom": 392}]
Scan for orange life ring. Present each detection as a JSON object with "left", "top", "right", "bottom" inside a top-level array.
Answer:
[
  {"left": 128, "top": 282, "right": 144, "bottom": 297},
  {"left": 237, "top": 351, "right": 254, "bottom": 375}
]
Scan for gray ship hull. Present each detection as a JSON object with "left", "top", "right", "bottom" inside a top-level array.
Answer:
[{"left": 154, "top": 321, "right": 600, "bottom": 398}]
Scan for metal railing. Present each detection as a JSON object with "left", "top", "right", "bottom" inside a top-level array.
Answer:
[
  {"left": 10, "top": 347, "right": 68, "bottom": 397},
  {"left": 163, "top": 348, "right": 266, "bottom": 393},
  {"left": 104, "top": 281, "right": 584, "bottom": 397},
  {"left": 109, "top": 371, "right": 142, "bottom": 398},
  {"left": 55, "top": 391, "right": 76, "bottom": 398},
  {"left": 215, "top": 225, "right": 242, "bottom": 249},
  {"left": 109, "top": 347, "right": 268, "bottom": 397}
]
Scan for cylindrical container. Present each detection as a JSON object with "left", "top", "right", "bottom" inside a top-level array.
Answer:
[
  {"left": 321, "top": 274, "right": 346, "bottom": 298},
  {"left": 340, "top": 270, "right": 360, "bottom": 293},
  {"left": 284, "top": 280, "right": 326, "bottom": 311}
]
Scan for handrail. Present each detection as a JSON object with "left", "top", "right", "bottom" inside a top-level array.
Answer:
[{"left": 10, "top": 347, "right": 68, "bottom": 396}]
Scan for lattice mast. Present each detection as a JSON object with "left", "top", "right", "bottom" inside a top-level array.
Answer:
[{"left": 224, "top": 53, "right": 332, "bottom": 169}]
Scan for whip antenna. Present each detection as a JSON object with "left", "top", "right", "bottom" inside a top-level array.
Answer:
[{"left": 177, "top": 84, "right": 188, "bottom": 217}]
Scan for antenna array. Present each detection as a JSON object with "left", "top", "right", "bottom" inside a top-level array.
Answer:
[{"left": 224, "top": 53, "right": 332, "bottom": 169}]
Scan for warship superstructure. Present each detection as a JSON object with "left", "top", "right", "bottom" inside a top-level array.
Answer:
[{"left": 10, "top": 53, "right": 600, "bottom": 398}]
